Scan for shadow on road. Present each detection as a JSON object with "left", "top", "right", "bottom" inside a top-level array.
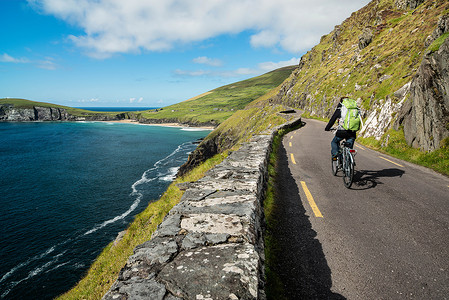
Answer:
[
  {"left": 267, "top": 143, "right": 345, "bottom": 299},
  {"left": 351, "top": 168, "right": 405, "bottom": 190}
]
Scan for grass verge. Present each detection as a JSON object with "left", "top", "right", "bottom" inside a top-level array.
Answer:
[
  {"left": 301, "top": 114, "right": 449, "bottom": 177},
  {"left": 57, "top": 152, "right": 229, "bottom": 299},
  {"left": 358, "top": 128, "right": 449, "bottom": 176},
  {"left": 264, "top": 122, "right": 303, "bottom": 300}
]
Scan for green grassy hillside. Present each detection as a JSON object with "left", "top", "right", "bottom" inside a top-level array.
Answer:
[
  {"left": 277, "top": 0, "right": 448, "bottom": 113},
  {"left": 137, "top": 66, "right": 296, "bottom": 125},
  {"left": 266, "top": 0, "right": 449, "bottom": 175}
]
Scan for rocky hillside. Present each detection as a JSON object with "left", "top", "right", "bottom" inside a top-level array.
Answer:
[
  {"left": 178, "top": 0, "right": 449, "bottom": 177},
  {"left": 269, "top": 0, "right": 449, "bottom": 152}
]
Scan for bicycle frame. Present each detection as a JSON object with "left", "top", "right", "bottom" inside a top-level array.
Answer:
[
  {"left": 332, "top": 140, "right": 356, "bottom": 188},
  {"left": 341, "top": 142, "right": 356, "bottom": 188}
]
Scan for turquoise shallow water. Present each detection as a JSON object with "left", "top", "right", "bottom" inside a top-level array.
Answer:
[{"left": 0, "top": 121, "right": 209, "bottom": 299}]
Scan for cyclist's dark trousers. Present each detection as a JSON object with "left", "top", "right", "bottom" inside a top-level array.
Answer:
[{"left": 331, "top": 130, "right": 356, "bottom": 156}]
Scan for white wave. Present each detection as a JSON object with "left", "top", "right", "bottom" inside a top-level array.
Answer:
[
  {"left": 74, "top": 262, "right": 86, "bottom": 269},
  {"left": 83, "top": 141, "right": 194, "bottom": 236},
  {"left": 45, "top": 262, "right": 70, "bottom": 273},
  {"left": 28, "top": 260, "right": 54, "bottom": 278},
  {"left": 131, "top": 167, "right": 157, "bottom": 194},
  {"left": 1, "top": 250, "right": 66, "bottom": 298},
  {"left": 181, "top": 127, "right": 211, "bottom": 131},
  {"left": 0, "top": 245, "right": 55, "bottom": 283},
  {"left": 84, "top": 196, "right": 141, "bottom": 235},
  {"left": 1, "top": 141, "right": 198, "bottom": 298},
  {"left": 159, "top": 167, "right": 179, "bottom": 182},
  {"left": 27, "top": 251, "right": 66, "bottom": 279}
]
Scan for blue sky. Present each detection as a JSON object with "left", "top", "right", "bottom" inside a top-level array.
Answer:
[{"left": 0, "top": 0, "right": 370, "bottom": 107}]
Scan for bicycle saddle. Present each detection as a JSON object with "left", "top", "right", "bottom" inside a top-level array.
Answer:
[{"left": 343, "top": 141, "right": 352, "bottom": 147}]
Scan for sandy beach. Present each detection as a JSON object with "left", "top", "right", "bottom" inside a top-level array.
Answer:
[{"left": 104, "top": 119, "right": 215, "bottom": 130}]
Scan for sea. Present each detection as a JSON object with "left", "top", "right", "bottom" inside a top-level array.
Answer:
[
  {"left": 0, "top": 117, "right": 210, "bottom": 299},
  {"left": 76, "top": 107, "right": 158, "bottom": 112}
]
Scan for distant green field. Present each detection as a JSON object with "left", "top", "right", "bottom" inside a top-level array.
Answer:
[
  {"left": 138, "top": 66, "right": 297, "bottom": 124},
  {"left": 0, "top": 98, "right": 110, "bottom": 117}
]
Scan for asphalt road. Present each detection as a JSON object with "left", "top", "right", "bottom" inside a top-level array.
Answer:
[{"left": 271, "top": 118, "right": 449, "bottom": 299}]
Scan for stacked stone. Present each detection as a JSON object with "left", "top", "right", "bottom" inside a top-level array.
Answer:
[
  {"left": 102, "top": 133, "right": 273, "bottom": 300},
  {"left": 103, "top": 116, "right": 302, "bottom": 300},
  {"left": 103, "top": 117, "right": 301, "bottom": 300}
]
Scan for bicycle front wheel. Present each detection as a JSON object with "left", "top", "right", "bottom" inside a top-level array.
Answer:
[
  {"left": 332, "top": 157, "right": 338, "bottom": 176},
  {"left": 342, "top": 156, "right": 354, "bottom": 188}
]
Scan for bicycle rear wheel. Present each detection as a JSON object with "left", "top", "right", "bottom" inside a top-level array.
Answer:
[{"left": 342, "top": 156, "right": 354, "bottom": 188}]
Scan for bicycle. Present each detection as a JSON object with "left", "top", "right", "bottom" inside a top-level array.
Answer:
[{"left": 330, "top": 130, "right": 357, "bottom": 188}]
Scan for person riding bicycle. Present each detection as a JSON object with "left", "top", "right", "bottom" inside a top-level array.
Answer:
[{"left": 325, "top": 96, "right": 361, "bottom": 160}]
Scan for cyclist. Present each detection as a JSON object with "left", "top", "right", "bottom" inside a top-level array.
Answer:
[{"left": 324, "top": 97, "right": 357, "bottom": 160}]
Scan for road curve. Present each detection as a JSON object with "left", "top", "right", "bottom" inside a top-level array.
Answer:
[{"left": 271, "top": 118, "right": 449, "bottom": 299}]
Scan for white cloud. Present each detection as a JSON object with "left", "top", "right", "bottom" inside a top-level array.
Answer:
[
  {"left": 258, "top": 57, "right": 300, "bottom": 71},
  {"left": 1, "top": 53, "right": 58, "bottom": 70},
  {"left": 78, "top": 98, "right": 99, "bottom": 103},
  {"left": 37, "top": 59, "right": 57, "bottom": 70},
  {"left": 193, "top": 56, "right": 223, "bottom": 67},
  {"left": 29, "top": 0, "right": 371, "bottom": 57},
  {"left": 129, "top": 97, "right": 144, "bottom": 103},
  {"left": 174, "top": 57, "right": 299, "bottom": 78},
  {"left": 1, "top": 53, "right": 29, "bottom": 63},
  {"left": 174, "top": 69, "right": 212, "bottom": 77}
]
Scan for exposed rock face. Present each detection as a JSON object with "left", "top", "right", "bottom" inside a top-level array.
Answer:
[
  {"left": 395, "top": 37, "right": 449, "bottom": 151},
  {"left": 358, "top": 28, "right": 374, "bottom": 50},
  {"left": 425, "top": 14, "right": 449, "bottom": 47},
  {"left": 102, "top": 117, "right": 302, "bottom": 300},
  {"left": 0, "top": 105, "right": 72, "bottom": 121},
  {"left": 177, "top": 137, "right": 219, "bottom": 177},
  {"left": 0, "top": 104, "right": 82, "bottom": 121},
  {"left": 361, "top": 95, "right": 406, "bottom": 140},
  {"left": 395, "top": 0, "right": 425, "bottom": 10}
]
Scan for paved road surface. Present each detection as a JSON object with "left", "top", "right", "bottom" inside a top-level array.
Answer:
[{"left": 271, "top": 118, "right": 449, "bottom": 299}]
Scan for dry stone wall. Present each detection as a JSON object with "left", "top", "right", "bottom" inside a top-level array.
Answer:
[{"left": 102, "top": 117, "right": 302, "bottom": 300}]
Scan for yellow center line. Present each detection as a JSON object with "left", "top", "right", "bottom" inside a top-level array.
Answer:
[
  {"left": 290, "top": 153, "right": 296, "bottom": 164},
  {"left": 379, "top": 156, "right": 404, "bottom": 167},
  {"left": 290, "top": 135, "right": 293, "bottom": 140},
  {"left": 289, "top": 142, "right": 292, "bottom": 147},
  {"left": 356, "top": 145, "right": 365, "bottom": 150},
  {"left": 300, "top": 181, "right": 323, "bottom": 218}
]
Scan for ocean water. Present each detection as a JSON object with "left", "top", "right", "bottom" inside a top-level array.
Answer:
[
  {"left": 0, "top": 121, "right": 210, "bottom": 299},
  {"left": 76, "top": 107, "right": 158, "bottom": 112}
]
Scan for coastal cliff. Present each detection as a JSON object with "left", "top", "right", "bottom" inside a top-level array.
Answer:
[
  {"left": 0, "top": 100, "right": 132, "bottom": 122},
  {"left": 0, "top": 104, "right": 71, "bottom": 121}
]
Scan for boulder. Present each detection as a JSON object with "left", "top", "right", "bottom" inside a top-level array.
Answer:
[
  {"left": 394, "top": 37, "right": 449, "bottom": 151},
  {"left": 395, "top": 0, "right": 425, "bottom": 10},
  {"left": 358, "top": 28, "right": 373, "bottom": 50}
]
